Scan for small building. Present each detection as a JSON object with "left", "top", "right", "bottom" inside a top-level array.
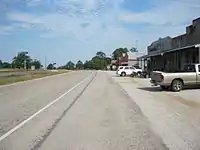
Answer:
[
  {"left": 31, "top": 65, "right": 35, "bottom": 70},
  {"left": 118, "top": 52, "right": 146, "bottom": 66}
]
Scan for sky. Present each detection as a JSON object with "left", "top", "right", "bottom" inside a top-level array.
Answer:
[{"left": 0, "top": 0, "right": 200, "bottom": 65}]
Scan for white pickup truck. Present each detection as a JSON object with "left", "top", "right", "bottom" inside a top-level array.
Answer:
[{"left": 150, "top": 64, "right": 200, "bottom": 92}]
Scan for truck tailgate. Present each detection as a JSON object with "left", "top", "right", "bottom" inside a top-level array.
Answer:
[{"left": 151, "top": 71, "right": 163, "bottom": 82}]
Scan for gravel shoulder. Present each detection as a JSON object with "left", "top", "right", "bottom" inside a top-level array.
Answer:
[{"left": 109, "top": 72, "right": 200, "bottom": 150}]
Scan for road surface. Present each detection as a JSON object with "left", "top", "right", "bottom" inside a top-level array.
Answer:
[{"left": 0, "top": 71, "right": 167, "bottom": 150}]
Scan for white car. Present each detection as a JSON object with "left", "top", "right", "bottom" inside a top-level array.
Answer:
[
  {"left": 132, "top": 66, "right": 143, "bottom": 75},
  {"left": 116, "top": 66, "right": 135, "bottom": 76}
]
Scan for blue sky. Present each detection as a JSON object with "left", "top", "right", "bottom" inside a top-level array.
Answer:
[{"left": 0, "top": 0, "right": 200, "bottom": 65}]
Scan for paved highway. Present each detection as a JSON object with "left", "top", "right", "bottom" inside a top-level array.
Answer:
[{"left": 0, "top": 71, "right": 167, "bottom": 150}]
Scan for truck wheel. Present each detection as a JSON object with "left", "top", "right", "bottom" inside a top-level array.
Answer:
[
  {"left": 160, "top": 86, "right": 169, "bottom": 90},
  {"left": 121, "top": 72, "right": 126, "bottom": 77},
  {"left": 171, "top": 80, "right": 183, "bottom": 92}
]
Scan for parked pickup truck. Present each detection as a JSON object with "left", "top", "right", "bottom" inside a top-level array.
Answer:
[{"left": 150, "top": 64, "right": 200, "bottom": 92}]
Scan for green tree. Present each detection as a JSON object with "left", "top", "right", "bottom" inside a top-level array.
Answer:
[
  {"left": 112, "top": 48, "right": 129, "bottom": 60},
  {"left": 105, "top": 57, "right": 111, "bottom": 65},
  {"left": 91, "top": 56, "right": 101, "bottom": 70},
  {"left": 84, "top": 60, "right": 93, "bottom": 69},
  {"left": 12, "top": 52, "right": 32, "bottom": 69},
  {"left": 47, "top": 63, "right": 56, "bottom": 70},
  {"left": 0, "top": 60, "right": 2, "bottom": 68},
  {"left": 76, "top": 60, "right": 83, "bottom": 69},
  {"left": 2, "top": 62, "right": 11, "bottom": 68},
  {"left": 130, "top": 47, "right": 138, "bottom": 52},
  {"left": 96, "top": 51, "right": 106, "bottom": 58},
  {"left": 66, "top": 61, "right": 75, "bottom": 70},
  {"left": 30, "top": 60, "right": 42, "bottom": 69}
]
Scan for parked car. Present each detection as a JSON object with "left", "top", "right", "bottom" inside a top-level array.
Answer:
[
  {"left": 150, "top": 64, "right": 200, "bottom": 92},
  {"left": 133, "top": 66, "right": 143, "bottom": 76},
  {"left": 116, "top": 66, "right": 135, "bottom": 76}
]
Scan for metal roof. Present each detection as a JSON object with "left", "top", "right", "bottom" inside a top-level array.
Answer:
[{"left": 137, "top": 44, "right": 200, "bottom": 59}]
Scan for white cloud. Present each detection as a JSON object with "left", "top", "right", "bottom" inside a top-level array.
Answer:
[
  {"left": 6, "top": 0, "right": 123, "bottom": 41},
  {"left": 0, "top": 25, "right": 15, "bottom": 35},
  {"left": 119, "top": 0, "right": 200, "bottom": 25},
  {"left": 8, "top": 12, "right": 42, "bottom": 24},
  {"left": 3, "top": 0, "right": 200, "bottom": 54},
  {"left": 117, "top": 0, "right": 200, "bottom": 47}
]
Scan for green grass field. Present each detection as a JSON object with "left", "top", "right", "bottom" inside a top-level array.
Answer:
[{"left": 0, "top": 70, "right": 69, "bottom": 85}]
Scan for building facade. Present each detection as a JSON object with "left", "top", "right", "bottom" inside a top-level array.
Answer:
[{"left": 140, "top": 17, "right": 200, "bottom": 72}]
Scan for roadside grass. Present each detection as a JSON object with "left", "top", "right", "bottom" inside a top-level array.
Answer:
[
  {"left": 0, "top": 69, "right": 18, "bottom": 73},
  {"left": 0, "top": 70, "right": 69, "bottom": 85}
]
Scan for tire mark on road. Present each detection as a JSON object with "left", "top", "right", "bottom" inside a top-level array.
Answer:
[{"left": 31, "top": 72, "right": 97, "bottom": 150}]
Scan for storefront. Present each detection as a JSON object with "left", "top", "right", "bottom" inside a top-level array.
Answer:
[
  {"left": 163, "top": 45, "right": 199, "bottom": 71},
  {"left": 140, "top": 45, "right": 200, "bottom": 72}
]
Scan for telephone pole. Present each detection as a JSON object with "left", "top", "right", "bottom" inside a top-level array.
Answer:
[
  {"left": 45, "top": 56, "right": 47, "bottom": 70},
  {"left": 136, "top": 40, "right": 138, "bottom": 52},
  {"left": 24, "top": 60, "right": 27, "bottom": 70}
]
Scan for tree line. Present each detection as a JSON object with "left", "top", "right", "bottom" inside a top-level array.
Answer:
[
  {"left": 58, "top": 47, "right": 135, "bottom": 70},
  {"left": 0, "top": 51, "right": 42, "bottom": 69},
  {"left": 0, "top": 47, "right": 136, "bottom": 70}
]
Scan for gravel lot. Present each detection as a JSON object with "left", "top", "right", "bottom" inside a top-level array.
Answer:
[{"left": 108, "top": 71, "right": 200, "bottom": 150}]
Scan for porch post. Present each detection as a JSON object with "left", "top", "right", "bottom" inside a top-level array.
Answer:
[
  {"left": 195, "top": 44, "right": 200, "bottom": 63},
  {"left": 199, "top": 47, "right": 200, "bottom": 63},
  {"left": 141, "top": 58, "right": 143, "bottom": 70}
]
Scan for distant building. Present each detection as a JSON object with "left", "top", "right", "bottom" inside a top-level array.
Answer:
[
  {"left": 31, "top": 66, "right": 35, "bottom": 70},
  {"left": 119, "top": 52, "right": 146, "bottom": 66}
]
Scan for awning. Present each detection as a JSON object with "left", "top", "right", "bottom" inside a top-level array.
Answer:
[
  {"left": 148, "top": 44, "right": 200, "bottom": 57},
  {"left": 164, "top": 44, "right": 197, "bottom": 54},
  {"left": 137, "top": 55, "right": 149, "bottom": 59}
]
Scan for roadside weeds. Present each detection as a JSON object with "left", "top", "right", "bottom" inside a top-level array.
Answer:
[{"left": 0, "top": 70, "right": 69, "bottom": 85}]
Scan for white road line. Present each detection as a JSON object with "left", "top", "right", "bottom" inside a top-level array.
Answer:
[{"left": 0, "top": 75, "right": 90, "bottom": 142}]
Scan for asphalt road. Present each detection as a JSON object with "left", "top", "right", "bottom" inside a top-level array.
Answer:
[{"left": 0, "top": 71, "right": 167, "bottom": 150}]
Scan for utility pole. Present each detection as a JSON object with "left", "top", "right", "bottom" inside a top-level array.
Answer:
[
  {"left": 195, "top": 44, "right": 200, "bottom": 63},
  {"left": 24, "top": 59, "right": 27, "bottom": 70},
  {"left": 136, "top": 40, "right": 138, "bottom": 52},
  {"left": 24, "top": 51, "right": 28, "bottom": 70},
  {"left": 45, "top": 56, "right": 47, "bottom": 70}
]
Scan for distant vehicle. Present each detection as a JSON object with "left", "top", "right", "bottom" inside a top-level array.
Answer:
[
  {"left": 150, "top": 64, "right": 200, "bottom": 92},
  {"left": 116, "top": 66, "right": 135, "bottom": 76}
]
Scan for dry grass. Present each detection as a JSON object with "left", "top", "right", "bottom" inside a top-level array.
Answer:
[{"left": 0, "top": 70, "right": 69, "bottom": 85}]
